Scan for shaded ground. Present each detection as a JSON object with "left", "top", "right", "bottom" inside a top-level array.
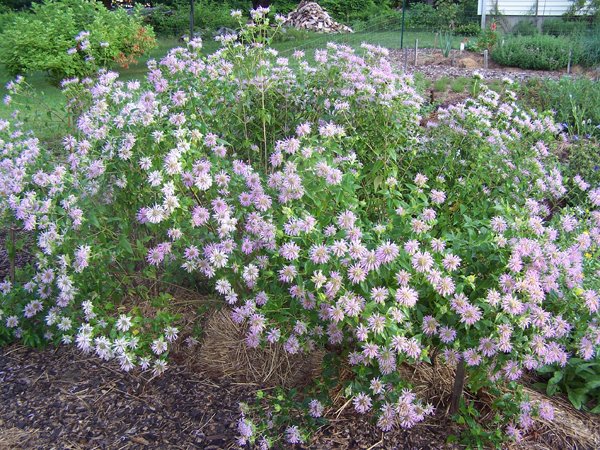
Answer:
[
  {"left": 0, "top": 345, "right": 254, "bottom": 450},
  {"left": 0, "top": 345, "right": 456, "bottom": 450}
]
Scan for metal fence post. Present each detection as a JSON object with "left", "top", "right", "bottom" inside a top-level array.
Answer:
[
  {"left": 400, "top": 0, "right": 407, "bottom": 49},
  {"left": 190, "top": 0, "right": 195, "bottom": 40}
]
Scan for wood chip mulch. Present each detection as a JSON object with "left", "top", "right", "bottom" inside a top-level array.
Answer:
[
  {"left": 0, "top": 345, "right": 255, "bottom": 450},
  {"left": 0, "top": 344, "right": 460, "bottom": 450}
]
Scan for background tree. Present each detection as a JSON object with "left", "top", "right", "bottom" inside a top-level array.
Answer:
[{"left": 252, "top": 0, "right": 271, "bottom": 8}]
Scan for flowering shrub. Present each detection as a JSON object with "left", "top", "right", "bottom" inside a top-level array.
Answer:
[
  {"left": 468, "top": 21, "right": 498, "bottom": 52},
  {"left": 1, "top": 9, "right": 599, "bottom": 448},
  {"left": 0, "top": 0, "right": 156, "bottom": 82}
]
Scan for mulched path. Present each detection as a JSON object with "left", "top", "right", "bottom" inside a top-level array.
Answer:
[
  {"left": 0, "top": 345, "right": 255, "bottom": 450},
  {"left": 0, "top": 345, "right": 457, "bottom": 450}
]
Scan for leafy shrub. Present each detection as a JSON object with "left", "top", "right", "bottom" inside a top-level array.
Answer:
[
  {"left": 0, "top": 9, "right": 18, "bottom": 33},
  {"left": 352, "top": 9, "right": 403, "bottom": 32},
  {"left": 491, "top": 35, "right": 576, "bottom": 70},
  {"left": 511, "top": 19, "right": 538, "bottom": 36},
  {"left": 542, "top": 18, "right": 588, "bottom": 36},
  {"left": 406, "top": 2, "right": 458, "bottom": 31},
  {"left": 144, "top": 1, "right": 240, "bottom": 36},
  {"left": 406, "top": 0, "right": 465, "bottom": 32},
  {"left": 406, "top": 2, "right": 438, "bottom": 29},
  {"left": 455, "top": 23, "right": 481, "bottom": 36},
  {"left": 0, "top": 0, "right": 156, "bottom": 82},
  {"left": 320, "top": 0, "right": 382, "bottom": 24},
  {"left": 578, "top": 30, "right": 600, "bottom": 67},
  {"left": 467, "top": 22, "right": 498, "bottom": 51},
  {"left": 1, "top": 0, "right": 37, "bottom": 10},
  {"left": 1, "top": 11, "right": 599, "bottom": 449},
  {"left": 537, "top": 357, "right": 600, "bottom": 412}
]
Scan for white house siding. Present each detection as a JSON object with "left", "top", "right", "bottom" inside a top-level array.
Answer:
[{"left": 478, "top": 0, "right": 589, "bottom": 16}]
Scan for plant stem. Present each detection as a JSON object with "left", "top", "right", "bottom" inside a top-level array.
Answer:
[
  {"left": 9, "top": 227, "right": 16, "bottom": 284},
  {"left": 450, "top": 359, "right": 466, "bottom": 415}
]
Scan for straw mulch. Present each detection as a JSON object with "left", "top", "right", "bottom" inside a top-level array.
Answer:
[
  {"left": 193, "top": 311, "right": 599, "bottom": 449},
  {"left": 197, "top": 309, "right": 323, "bottom": 388},
  {"left": 396, "top": 357, "right": 600, "bottom": 450},
  {"left": 0, "top": 427, "right": 39, "bottom": 450}
]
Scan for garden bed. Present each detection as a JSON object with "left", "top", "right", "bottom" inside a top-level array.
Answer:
[{"left": 389, "top": 48, "right": 600, "bottom": 81}]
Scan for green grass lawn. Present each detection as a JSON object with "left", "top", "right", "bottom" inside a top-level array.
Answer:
[{"left": 0, "top": 30, "right": 466, "bottom": 141}]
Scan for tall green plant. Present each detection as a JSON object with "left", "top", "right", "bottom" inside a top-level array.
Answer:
[
  {"left": 0, "top": 0, "right": 155, "bottom": 82},
  {"left": 491, "top": 34, "right": 575, "bottom": 70}
]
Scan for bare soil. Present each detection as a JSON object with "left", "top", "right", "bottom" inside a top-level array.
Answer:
[{"left": 389, "top": 48, "right": 600, "bottom": 82}]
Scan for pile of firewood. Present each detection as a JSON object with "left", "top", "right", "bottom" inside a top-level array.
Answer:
[{"left": 283, "top": 1, "right": 353, "bottom": 33}]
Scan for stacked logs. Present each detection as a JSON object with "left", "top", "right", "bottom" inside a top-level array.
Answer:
[{"left": 284, "top": 1, "right": 353, "bottom": 33}]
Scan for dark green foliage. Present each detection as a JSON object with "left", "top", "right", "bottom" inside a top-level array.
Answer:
[
  {"left": 537, "top": 358, "right": 600, "bottom": 412},
  {"left": 405, "top": 0, "right": 478, "bottom": 32},
  {"left": 406, "top": 2, "right": 447, "bottom": 30},
  {"left": 319, "top": 0, "right": 386, "bottom": 25},
  {"left": 143, "top": 1, "right": 240, "bottom": 36},
  {"left": 454, "top": 23, "right": 481, "bottom": 36},
  {"left": 542, "top": 18, "right": 588, "bottom": 36},
  {"left": 0, "top": 9, "right": 18, "bottom": 33},
  {"left": 511, "top": 19, "right": 538, "bottom": 36},
  {"left": 1, "top": 0, "right": 41, "bottom": 10},
  {"left": 0, "top": 0, "right": 155, "bottom": 82},
  {"left": 352, "top": 9, "right": 403, "bottom": 32},
  {"left": 579, "top": 29, "right": 600, "bottom": 67},
  {"left": 491, "top": 35, "right": 575, "bottom": 70}
]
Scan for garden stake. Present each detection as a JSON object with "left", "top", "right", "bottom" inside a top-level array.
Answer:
[
  {"left": 414, "top": 39, "right": 418, "bottom": 66},
  {"left": 567, "top": 48, "right": 572, "bottom": 74},
  {"left": 450, "top": 359, "right": 466, "bottom": 415},
  {"left": 484, "top": 49, "right": 488, "bottom": 70}
]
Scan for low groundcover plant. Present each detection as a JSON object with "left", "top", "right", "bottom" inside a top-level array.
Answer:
[{"left": 0, "top": 8, "right": 598, "bottom": 448}]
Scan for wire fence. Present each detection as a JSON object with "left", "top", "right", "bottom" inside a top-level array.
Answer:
[{"left": 274, "top": 14, "right": 483, "bottom": 58}]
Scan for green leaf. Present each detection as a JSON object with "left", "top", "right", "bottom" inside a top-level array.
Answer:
[
  {"left": 567, "top": 388, "right": 585, "bottom": 410},
  {"left": 88, "top": 213, "right": 100, "bottom": 228},
  {"left": 548, "top": 371, "right": 563, "bottom": 385},
  {"left": 585, "top": 379, "right": 600, "bottom": 390},
  {"left": 119, "top": 235, "right": 133, "bottom": 255}
]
